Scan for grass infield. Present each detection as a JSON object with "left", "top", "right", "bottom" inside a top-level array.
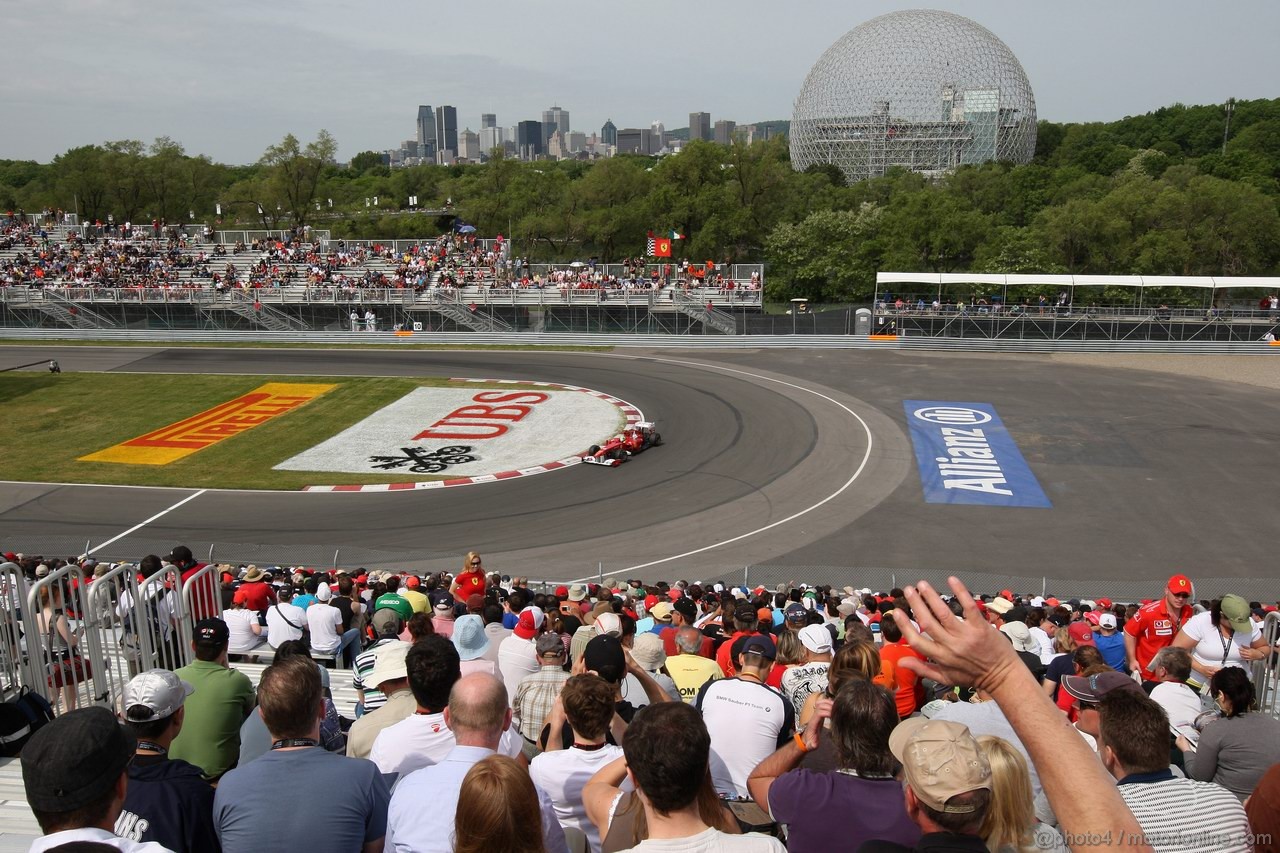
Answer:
[{"left": 0, "top": 372, "right": 545, "bottom": 490}]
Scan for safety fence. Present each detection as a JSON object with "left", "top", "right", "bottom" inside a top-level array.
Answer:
[
  {"left": 0, "top": 561, "right": 221, "bottom": 713},
  {"left": 2, "top": 326, "right": 1277, "bottom": 353}
]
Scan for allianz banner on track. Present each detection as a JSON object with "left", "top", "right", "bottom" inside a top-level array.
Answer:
[
  {"left": 275, "top": 387, "right": 624, "bottom": 477},
  {"left": 903, "top": 401, "right": 1051, "bottom": 508}
]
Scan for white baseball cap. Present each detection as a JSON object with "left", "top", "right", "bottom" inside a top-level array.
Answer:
[
  {"left": 798, "top": 624, "right": 833, "bottom": 655},
  {"left": 1099, "top": 613, "right": 1117, "bottom": 630},
  {"left": 121, "top": 670, "right": 194, "bottom": 721}
]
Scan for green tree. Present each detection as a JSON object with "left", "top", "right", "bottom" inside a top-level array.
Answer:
[
  {"left": 764, "top": 204, "right": 882, "bottom": 302},
  {"left": 259, "top": 130, "right": 337, "bottom": 226}
]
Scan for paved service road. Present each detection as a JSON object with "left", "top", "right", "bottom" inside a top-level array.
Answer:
[{"left": 1, "top": 345, "right": 1275, "bottom": 589}]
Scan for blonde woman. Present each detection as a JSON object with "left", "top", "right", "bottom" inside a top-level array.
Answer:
[
  {"left": 977, "top": 735, "right": 1065, "bottom": 853},
  {"left": 450, "top": 551, "right": 487, "bottom": 598}
]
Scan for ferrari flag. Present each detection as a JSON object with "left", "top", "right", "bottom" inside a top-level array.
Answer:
[{"left": 646, "top": 236, "right": 672, "bottom": 257}]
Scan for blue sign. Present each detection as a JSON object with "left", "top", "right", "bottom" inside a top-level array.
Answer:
[{"left": 903, "top": 401, "right": 1051, "bottom": 508}]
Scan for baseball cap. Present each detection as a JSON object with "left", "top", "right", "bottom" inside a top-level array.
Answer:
[
  {"left": 371, "top": 607, "right": 403, "bottom": 636},
  {"left": 1097, "top": 597, "right": 1113, "bottom": 609},
  {"left": 194, "top": 618, "right": 229, "bottom": 647},
  {"left": 513, "top": 606, "right": 545, "bottom": 640},
  {"left": 316, "top": 583, "right": 332, "bottom": 602},
  {"left": 1219, "top": 594, "right": 1253, "bottom": 635},
  {"left": 798, "top": 624, "right": 833, "bottom": 655},
  {"left": 999, "top": 589, "right": 1014, "bottom": 601},
  {"left": 672, "top": 597, "right": 697, "bottom": 622},
  {"left": 367, "top": 642, "right": 411, "bottom": 689},
  {"left": 434, "top": 592, "right": 456, "bottom": 613},
  {"left": 1098, "top": 613, "right": 1117, "bottom": 630},
  {"left": 650, "top": 601, "right": 673, "bottom": 622},
  {"left": 1083, "top": 611, "right": 1101, "bottom": 627},
  {"left": 121, "top": 669, "right": 194, "bottom": 722},
  {"left": 594, "top": 611, "right": 622, "bottom": 638},
  {"left": 568, "top": 583, "right": 588, "bottom": 602},
  {"left": 888, "top": 719, "right": 992, "bottom": 813},
  {"left": 1061, "top": 671, "right": 1143, "bottom": 704},
  {"left": 165, "top": 545, "right": 193, "bottom": 565},
  {"left": 466, "top": 593, "right": 484, "bottom": 613},
  {"left": 999, "top": 622, "right": 1037, "bottom": 654},
  {"left": 1167, "top": 574, "right": 1193, "bottom": 595},
  {"left": 756, "top": 607, "right": 773, "bottom": 624},
  {"left": 741, "top": 634, "right": 777, "bottom": 661},
  {"left": 22, "top": 707, "right": 136, "bottom": 812},
  {"left": 784, "top": 602, "right": 807, "bottom": 623},
  {"left": 583, "top": 634, "right": 626, "bottom": 683},
  {"left": 555, "top": 585, "right": 569, "bottom": 598},
  {"left": 733, "top": 602, "right": 757, "bottom": 623},
  {"left": 232, "top": 589, "right": 248, "bottom": 606},
  {"left": 535, "top": 633, "right": 566, "bottom": 657},
  {"left": 404, "top": 575, "right": 421, "bottom": 589},
  {"left": 985, "top": 597, "right": 1013, "bottom": 615},
  {"left": 1067, "top": 621, "right": 1096, "bottom": 646}
]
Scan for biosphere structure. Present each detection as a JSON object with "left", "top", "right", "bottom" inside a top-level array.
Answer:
[{"left": 790, "top": 9, "right": 1037, "bottom": 183}]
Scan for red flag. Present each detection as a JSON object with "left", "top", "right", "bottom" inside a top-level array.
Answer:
[{"left": 654, "top": 238, "right": 672, "bottom": 258}]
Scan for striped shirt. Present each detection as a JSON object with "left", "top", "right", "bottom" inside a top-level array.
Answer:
[{"left": 1117, "top": 771, "right": 1252, "bottom": 853}]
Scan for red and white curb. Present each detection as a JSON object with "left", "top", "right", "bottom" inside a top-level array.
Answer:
[{"left": 303, "top": 379, "right": 643, "bottom": 492}]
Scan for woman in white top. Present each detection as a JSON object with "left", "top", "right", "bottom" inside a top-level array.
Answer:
[
  {"left": 222, "top": 591, "right": 266, "bottom": 656},
  {"left": 1171, "top": 594, "right": 1268, "bottom": 690},
  {"left": 37, "top": 582, "right": 80, "bottom": 712}
]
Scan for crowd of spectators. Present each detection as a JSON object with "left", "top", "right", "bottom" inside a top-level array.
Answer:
[{"left": 7, "top": 546, "right": 1280, "bottom": 853}]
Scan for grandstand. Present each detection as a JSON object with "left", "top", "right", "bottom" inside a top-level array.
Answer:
[{"left": 0, "top": 215, "right": 763, "bottom": 335}]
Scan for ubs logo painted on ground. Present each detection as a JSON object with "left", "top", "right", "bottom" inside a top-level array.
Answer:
[
  {"left": 903, "top": 401, "right": 1051, "bottom": 508},
  {"left": 275, "top": 385, "right": 628, "bottom": 477}
]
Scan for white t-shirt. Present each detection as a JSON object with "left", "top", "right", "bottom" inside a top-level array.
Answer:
[
  {"left": 307, "top": 602, "right": 343, "bottom": 653},
  {"left": 1150, "top": 681, "right": 1204, "bottom": 729},
  {"left": 530, "top": 744, "right": 626, "bottom": 853},
  {"left": 1029, "top": 625, "right": 1055, "bottom": 664},
  {"left": 266, "top": 602, "right": 306, "bottom": 648},
  {"left": 622, "top": 826, "right": 785, "bottom": 852},
  {"left": 29, "top": 827, "right": 172, "bottom": 853},
  {"left": 369, "top": 710, "right": 522, "bottom": 778},
  {"left": 497, "top": 634, "right": 540, "bottom": 707},
  {"left": 1179, "top": 611, "right": 1261, "bottom": 685},
  {"left": 779, "top": 662, "right": 830, "bottom": 718},
  {"left": 222, "top": 609, "right": 264, "bottom": 653},
  {"left": 620, "top": 671, "right": 681, "bottom": 709},
  {"left": 695, "top": 677, "right": 794, "bottom": 798}
]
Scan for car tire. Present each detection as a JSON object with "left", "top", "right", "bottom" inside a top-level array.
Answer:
[
  {"left": 587, "top": 445, "right": 600, "bottom": 456},
  {"left": 609, "top": 448, "right": 626, "bottom": 461}
]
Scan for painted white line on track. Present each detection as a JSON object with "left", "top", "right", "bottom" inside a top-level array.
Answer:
[
  {"left": 565, "top": 357, "right": 874, "bottom": 580},
  {"left": 85, "top": 490, "right": 207, "bottom": 556}
]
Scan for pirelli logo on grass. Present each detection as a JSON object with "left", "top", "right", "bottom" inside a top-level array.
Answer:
[{"left": 80, "top": 383, "right": 335, "bottom": 465}]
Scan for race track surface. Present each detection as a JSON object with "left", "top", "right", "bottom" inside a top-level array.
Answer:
[{"left": 1, "top": 345, "right": 1276, "bottom": 592}]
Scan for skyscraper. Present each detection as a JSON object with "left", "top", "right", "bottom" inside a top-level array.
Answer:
[
  {"left": 689, "top": 112, "right": 711, "bottom": 142},
  {"left": 417, "top": 106, "right": 436, "bottom": 158},
  {"left": 713, "top": 119, "right": 736, "bottom": 146},
  {"left": 516, "top": 120, "right": 544, "bottom": 160},
  {"left": 435, "top": 105, "right": 458, "bottom": 163},
  {"left": 651, "top": 121, "right": 666, "bottom": 150},
  {"left": 601, "top": 119, "right": 617, "bottom": 147},
  {"left": 481, "top": 113, "right": 497, "bottom": 129}
]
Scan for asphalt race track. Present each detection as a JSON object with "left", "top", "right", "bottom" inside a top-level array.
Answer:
[{"left": 1, "top": 345, "right": 1277, "bottom": 592}]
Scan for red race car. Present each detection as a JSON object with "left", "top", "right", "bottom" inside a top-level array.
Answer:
[{"left": 582, "top": 422, "right": 662, "bottom": 466}]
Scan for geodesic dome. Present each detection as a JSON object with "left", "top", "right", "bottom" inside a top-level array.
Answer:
[{"left": 790, "top": 9, "right": 1037, "bottom": 184}]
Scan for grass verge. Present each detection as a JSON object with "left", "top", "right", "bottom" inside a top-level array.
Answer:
[{"left": 0, "top": 373, "right": 548, "bottom": 490}]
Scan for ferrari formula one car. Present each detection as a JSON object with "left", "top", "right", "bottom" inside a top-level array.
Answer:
[{"left": 582, "top": 421, "right": 662, "bottom": 466}]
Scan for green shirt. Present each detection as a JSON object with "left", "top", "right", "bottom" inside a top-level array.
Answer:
[
  {"left": 374, "top": 593, "right": 414, "bottom": 622},
  {"left": 169, "top": 659, "right": 256, "bottom": 780}
]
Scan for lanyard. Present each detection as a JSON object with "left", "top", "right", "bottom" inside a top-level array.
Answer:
[
  {"left": 1219, "top": 626, "right": 1233, "bottom": 666},
  {"left": 271, "top": 738, "right": 318, "bottom": 750}
]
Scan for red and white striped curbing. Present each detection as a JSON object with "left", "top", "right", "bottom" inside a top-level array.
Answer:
[{"left": 303, "top": 379, "right": 643, "bottom": 493}]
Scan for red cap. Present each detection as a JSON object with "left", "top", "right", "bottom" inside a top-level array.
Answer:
[
  {"left": 1000, "top": 589, "right": 1013, "bottom": 601},
  {"left": 1068, "top": 622, "right": 1096, "bottom": 646},
  {"left": 405, "top": 576, "right": 421, "bottom": 589},
  {"left": 1045, "top": 597, "right": 1059, "bottom": 608},
  {"left": 668, "top": 589, "right": 682, "bottom": 602},
  {"left": 974, "top": 599, "right": 988, "bottom": 615},
  {"left": 221, "top": 571, "right": 236, "bottom": 583},
  {"left": 1083, "top": 611, "right": 1101, "bottom": 626},
  {"left": 232, "top": 589, "right": 248, "bottom": 605},
  {"left": 757, "top": 607, "right": 773, "bottom": 623},
  {"left": 1097, "top": 597, "right": 1112, "bottom": 608},
  {"left": 1167, "top": 574, "right": 1192, "bottom": 594},
  {"left": 3, "top": 552, "right": 15, "bottom": 562},
  {"left": 645, "top": 594, "right": 659, "bottom": 610},
  {"left": 1265, "top": 605, "right": 1278, "bottom": 613},
  {"left": 356, "top": 574, "right": 368, "bottom": 585},
  {"left": 555, "top": 585, "right": 569, "bottom": 598}
]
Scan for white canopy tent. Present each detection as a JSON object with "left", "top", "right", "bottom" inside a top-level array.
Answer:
[{"left": 875, "top": 273, "right": 1280, "bottom": 309}]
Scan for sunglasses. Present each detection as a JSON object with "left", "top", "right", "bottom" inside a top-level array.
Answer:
[
  {"left": 1170, "top": 592, "right": 1192, "bottom": 599},
  {"left": 470, "top": 561, "right": 482, "bottom": 566}
]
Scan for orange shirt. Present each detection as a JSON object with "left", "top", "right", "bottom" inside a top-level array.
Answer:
[{"left": 880, "top": 640, "right": 926, "bottom": 719}]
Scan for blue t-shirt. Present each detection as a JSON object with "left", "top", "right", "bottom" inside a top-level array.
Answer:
[
  {"left": 214, "top": 747, "right": 390, "bottom": 853},
  {"left": 293, "top": 594, "right": 317, "bottom": 610},
  {"left": 502, "top": 612, "right": 519, "bottom": 629},
  {"left": 1096, "top": 632, "right": 1128, "bottom": 673}
]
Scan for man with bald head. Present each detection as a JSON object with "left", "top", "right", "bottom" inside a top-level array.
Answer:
[{"left": 384, "top": 674, "right": 568, "bottom": 853}]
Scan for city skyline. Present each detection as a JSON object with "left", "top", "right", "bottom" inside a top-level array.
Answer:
[{"left": 1, "top": 0, "right": 1277, "bottom": 164}]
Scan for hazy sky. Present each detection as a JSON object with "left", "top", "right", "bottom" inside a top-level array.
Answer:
[{"left": 2, "top": 0, "right": 1276, "bottom": 165}]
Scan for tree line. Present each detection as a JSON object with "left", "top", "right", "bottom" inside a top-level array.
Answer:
[{"left": 1, "top": 98, "right": 1277, "bottom": 303}]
